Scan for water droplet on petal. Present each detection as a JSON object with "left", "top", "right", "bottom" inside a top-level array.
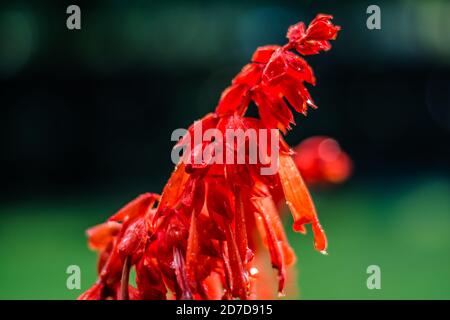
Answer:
[{"left": 249, "top": 267, "right": 259, "bottom": 276}]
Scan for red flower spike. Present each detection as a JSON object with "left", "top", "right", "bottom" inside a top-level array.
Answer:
[
  {"left": 216, "top": 13, "right": 339, "bottom": 130},
  {"left": 80, "top": 15, "right": 339, "bottom": 300}
]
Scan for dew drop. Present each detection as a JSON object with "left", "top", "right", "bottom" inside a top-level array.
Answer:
[{"left": 249, "top": 267, "right": 259, "bottom": 276}]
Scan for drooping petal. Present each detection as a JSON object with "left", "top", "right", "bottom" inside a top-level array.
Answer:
[
  {"left": 279, "top": 80, "right": 307, "bottom": 115},
  {"left": 234, "top": 190, "right": 250, "bottom": 265},
  {"left": 253, "top": 197, "right": 286, "bottom": 293},
  {"left": 173, "top": 246, "right": 193, "bottom": 300},
  {"left": 253, "top": 88, "right": 294, "bottom": 134},
  {"left": 135, "top": 249, "right": 167, "bottom": 300},
  {"left": 153, "top": 162, "right": 190, "bottom": 225},
  {"left": 278, "top": 153, "right": 327, "bottom": 252},
  {"left": 224, "top": 224, "right": 249, "bottom": 299},
  {"left": 86, "top": 221, "right": 121, "bottom": 251},
  {"left": 109, "top": 193, "right": 159, "bottom": 222},
  {"left": 185, "top": 209, "right": 200, "bottom": 288},
  {"left": 77, "top": 283, "right": 104, "bottom": 300},
  {"left": 206, "top": 177, "right": 235, "bottom": 221},
  {"left": 128, "top": 285, "right": 142, "bottom": 300},
  {"left": 256, "top": 195, "right": 296, "bottom": 266},
  {"left": 201, "top": 272, "right": 224, "bottom": 300}
]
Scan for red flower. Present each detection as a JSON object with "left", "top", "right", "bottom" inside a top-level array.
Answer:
[
  {"left": 80, "top": 14, "right": 340, "bottom": 300},
  {"left": 216, "top": 14, "right": 339, "bottom": 134},
  {"left": 287, "top": 14, "right": 341, "bottom": 55},
  {"left": 293, "top": 136, "right": 353, "bottom": 185}
]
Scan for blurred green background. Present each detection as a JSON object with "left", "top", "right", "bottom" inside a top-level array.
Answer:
[{"left": 0, "top": 0, "right": 449, "bottom": 299}]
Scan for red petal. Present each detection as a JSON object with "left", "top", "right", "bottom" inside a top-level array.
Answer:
[
  {"left": 117, "top": 218, "right": 148, "bottom": 260},
  {"left": 175, "top": 113, "right": 219, "bottom": 150},
  {"left": 173, "top": 246, "right": 193, "bottom": 299},
  {"left": 278, "top": 153, "right": 327, "bottom": 252},
  {"left": 284, "top": 51, "right": 316, "bottom": 85},
  {"left": 135, "top": 252, "right": 167, "bottom": 299},
  {"left": 232, "top": 63, "right": 262, "bottom": 87},
  {"left": 286, "top": 22, "right": 306, "bottom": 43},
  {"left": 253, "top": 89, "right": 293, "bottom": 133},
  {"left": 206, "top": 178, "right": 234, "bottom": 220},
  {"left": 234, "top": 190, "right": 250, "bottom": 265},
  {"left": 298, "top": 83, "right": 317, "bottom": 109},
  {"left": 109, "top": 193, "right": 159, "bottom": 222},
  {"left": 77, "top": 283, "right": 104, "bottom": 300},
  {"left": 306, "top": 14, "right": 340, "bottom": 41},
  {"left": 262, "top": 49, "right": 287, "bottom": 85},
  {"left": 86, "top": 221, "right": 121, "bottom": 251},
  {"left": 215, "top": 83, "right": 250, "bottom": 115},
  {"left": 128, "top": 285, "right": 141, "bottom": 300},
  {"left": 257, "top": 195, "right": 296, "bottom": 266},
  {"left": 224, "top": 224, "right": 249, "bottom": 299},
  {"left": 280, "top": 80, "right": 307, "bottom": 115},
  {"left": 153, "top": 162, "right": 190, "bottom": 225},
  {"left": 185, "top": 209, "right": 199, "bottom": 286},
  {"left": 251, "top": 45, "right": 281, "bottom": 64},
  {"left": 293, "top": 15, "right": 340, "bottom": 56},
  {"left": 295, "top": 40, "right": 332, "bottom": 55},
  {"left": 253, "top": 197, "right": 286, "bottom": 293}
]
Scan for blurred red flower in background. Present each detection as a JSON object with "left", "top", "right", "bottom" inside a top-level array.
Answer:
[
  {"left": 79, "top": 14, "right": 340, "bottom": 300},
  {"left": 294, "top": 136, "right": 353, "bottom": 186}
]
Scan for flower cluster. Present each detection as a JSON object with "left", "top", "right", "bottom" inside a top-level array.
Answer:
[
  {"left": 79, "top": 14, "right": 340, "bottom": 300},
  {"left": 216, "top": 14, "right": 340, "bottom": 133}
]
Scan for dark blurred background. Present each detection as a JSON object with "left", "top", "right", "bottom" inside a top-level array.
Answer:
[{"left": 0, "top": 0, "right": 449, "bottom": 299}]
